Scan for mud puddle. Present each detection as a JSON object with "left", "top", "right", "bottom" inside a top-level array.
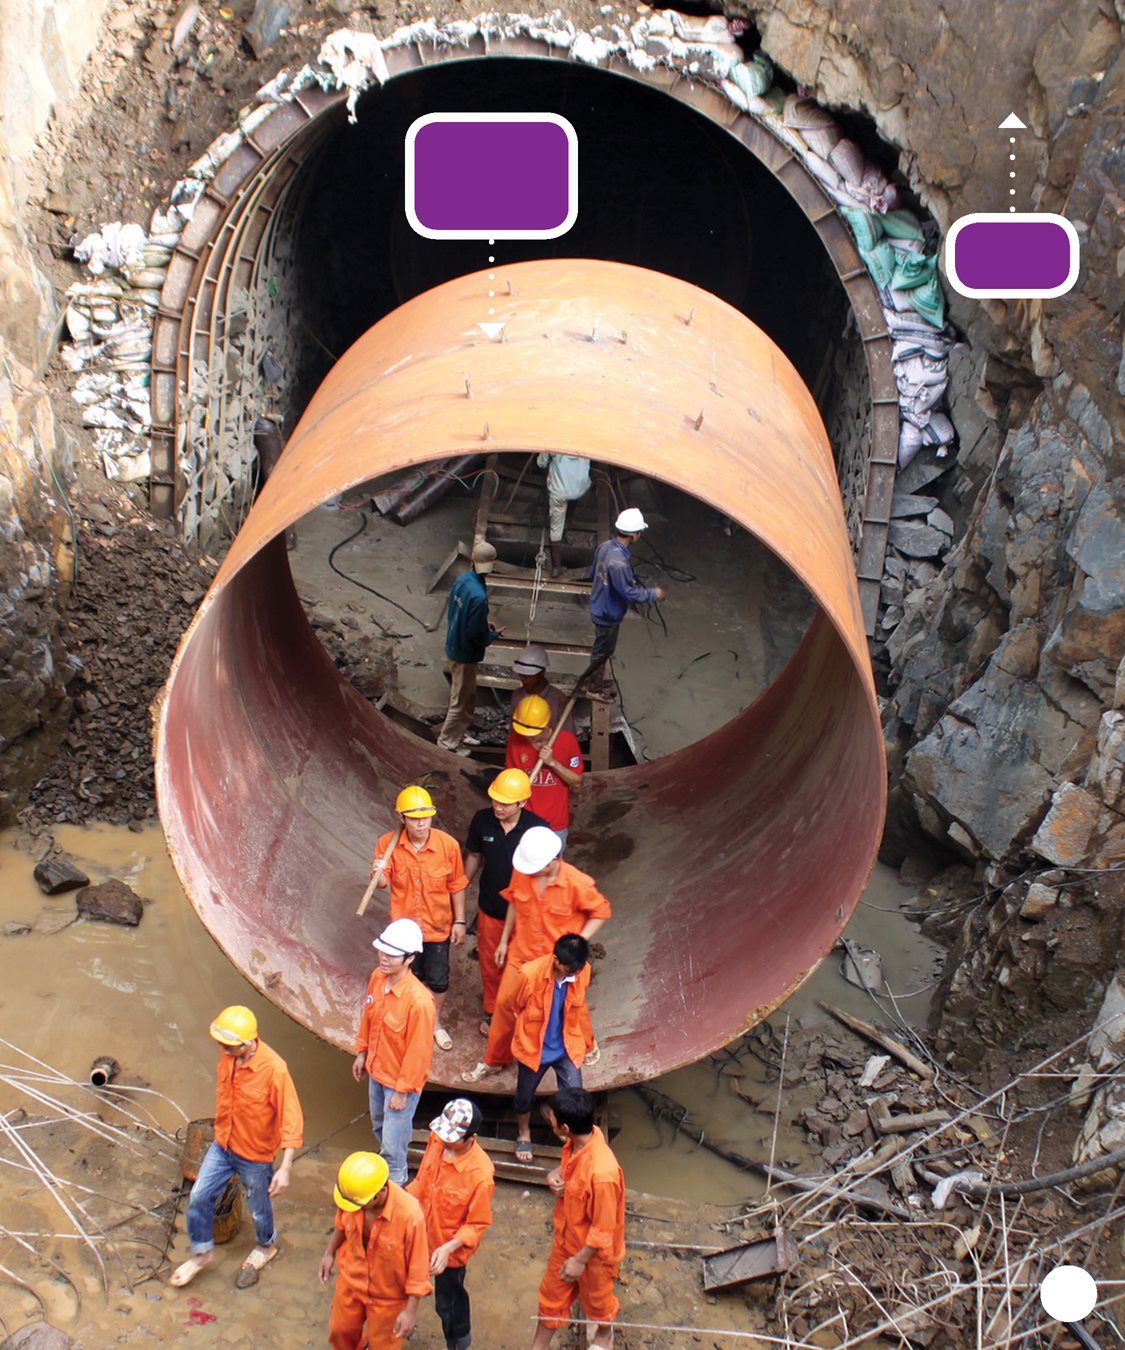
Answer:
[
  {"left": 0, "top": 822, "right": 939, "bottom": 1346},
  {"left": 1, "top": 823, "right": 941, "bottom": 1201}
]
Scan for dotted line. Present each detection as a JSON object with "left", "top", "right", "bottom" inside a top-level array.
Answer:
[{"left": 1010, "top": 137, "right": 1017, "bottom": 212}]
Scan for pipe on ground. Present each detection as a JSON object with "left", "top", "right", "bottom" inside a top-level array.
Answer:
[{"left": 154, "top": 260, "right": 886, "bottom": 1091}]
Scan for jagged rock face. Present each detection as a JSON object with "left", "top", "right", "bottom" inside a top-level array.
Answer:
[{"left": 734, "top": 0, "right": 1123, "bottom": 1051}]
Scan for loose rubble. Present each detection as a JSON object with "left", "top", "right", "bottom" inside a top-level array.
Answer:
[{"left": 24, "top": 481, "right": 216, "bottom": 829}]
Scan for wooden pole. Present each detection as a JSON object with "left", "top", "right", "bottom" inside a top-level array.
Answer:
[{"left": 357, "top": 827, "right": 402, "bottom": 917}]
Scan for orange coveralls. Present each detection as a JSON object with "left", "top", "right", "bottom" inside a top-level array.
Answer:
[
  {"left": 511, "top": 955, "right": 594, "bottom": 1070},
  {"left": 484, "top": 862, "right": 610, "bottom": 1067},
  {"left": 405, "top": 1134, "right": 495, "bottom": 1266},
  {"left": 328, "top": 1182, "right": 431, "bottom": 1350},
  {"left": 354, "top": 968, "right": 435, "bottom": 1093},
  {"left": 373, "top": 829, "right": 469, "bottom": 942},
  {"left": 212, "top": 1039, "right": 304, "bottom": 1161},
  {"left": 538, "top": 1126, "right": 626, "bottom": 1330}
]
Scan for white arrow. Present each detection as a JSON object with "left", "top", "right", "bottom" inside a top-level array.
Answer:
[
  {"left": 476, "top": 322, "right": 506, "bottom": 340},
  {"left": 998, "top": 112, "right": 1026, "bottom": 129}
]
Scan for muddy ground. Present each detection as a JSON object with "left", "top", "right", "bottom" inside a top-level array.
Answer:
[{"left": 5, "top": 1, "right": 1124, "bottom": 1343}]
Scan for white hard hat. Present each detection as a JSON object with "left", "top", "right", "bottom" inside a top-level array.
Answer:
[
  {"left": 512, "top": 644, "right": 549, "bottom": 675},
  {"left": 373, "top": 918, "right": 424, "bottom": 956},
  {"left": 614, "top": 507, "right": 647, "bottom": 534},
  {"left": 512, "top": 826, "right": 563, "bottom": 874}
]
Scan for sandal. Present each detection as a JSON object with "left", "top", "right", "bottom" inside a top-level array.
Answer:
[
  {"left": 584, "top": 1040, "right": 602, "bottom": 1067},
  {"left": 169, "top": 1255, "right": 211, "bottom": 1288},
  {"left": 434, "top": 1026, "right": 453, "bottom": 1052},
  {"left": 479, "top": 1017, "right": 491, "bottom": 1038},
  {"left": 462, "top": 1061, "right": 503, "bottom": 1083},
  {"left": 235, "top": 1245, "right": 277, "bottom": 1289},
  {"left": 515, "top": 1139, "right": 533, "bottom": 1164}
]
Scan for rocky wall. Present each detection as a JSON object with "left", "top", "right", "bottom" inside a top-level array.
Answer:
[
  {"left": 0, "top": 0, "right": 113, "bottom": 823},
  {"left": 732, "top": 0, "right": 1124, "bottom": 1132}
]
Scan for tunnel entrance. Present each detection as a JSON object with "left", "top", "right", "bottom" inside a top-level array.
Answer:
[
  {"left": 293, "top": 59, "right": 849, "bottom": 403},
  {"left": 155, "top": 259, "right": 886, "bottom": 1092},
  {"left": 148, "top": 34, "right": 898, "bottom": 636}
]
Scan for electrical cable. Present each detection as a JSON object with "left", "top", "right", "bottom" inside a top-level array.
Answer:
[
  {"left": 325, "top": 510, "right": 435, "bottom": 633},
  {"left": 638, "top": 535, "right": 696, "bottom": 583}
]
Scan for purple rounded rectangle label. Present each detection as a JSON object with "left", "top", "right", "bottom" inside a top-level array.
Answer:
[
  {"left": 405, "top": 113, "right": 578, "bottom": 240},
  {"left": 945, "top": 213, "right": 1079, "bottom": 299}
]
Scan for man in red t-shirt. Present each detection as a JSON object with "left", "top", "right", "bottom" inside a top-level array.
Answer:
[{"left": 505, "top": 695, "right": 583, "bottom": 851}]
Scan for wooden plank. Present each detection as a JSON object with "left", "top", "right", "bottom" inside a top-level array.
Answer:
[
  {"left": 596, "top": 475, "right": 611, "bottom": 542},
  {"left": 473, "top": 453, "right": 499, "bottom": 546},
  {"left": 591, "top": 699, "right": 611, "bottom": 772},
  {"left": 488, "top": 575, "right": 590, "bottom": 598}
]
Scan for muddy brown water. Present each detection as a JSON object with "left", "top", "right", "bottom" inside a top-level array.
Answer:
[{"left": 0, "top": 822, "right": 940, "bottom": 1345}]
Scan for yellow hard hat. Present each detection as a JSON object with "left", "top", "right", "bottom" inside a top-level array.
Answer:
[
  {"left": 488, "top": 768, "right": 533, "bottom": 804},
  {"left": 334, "top": 1151, "right": 389, "bottom": 1211},
  {"left": 512, "top": 694, "right": 551, "bottom": 736},
  {"left": 395, "top": 785, "right": 436, "bottom": 818},
  {"left": 209, "top": 1005, "right": 258, "bottom": 1046}
]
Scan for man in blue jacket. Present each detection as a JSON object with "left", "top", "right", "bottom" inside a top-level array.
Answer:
[
  {"left": 586, "top": 509, "right": 665, "bottom": 702},
  {"left": 438, "top": 540, "right": 503, "bottom": 752}
]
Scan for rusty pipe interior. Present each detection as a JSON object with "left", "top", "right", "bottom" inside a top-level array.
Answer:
[{"left": 154, "top": 259, "right": 886, "bottom": 1091}]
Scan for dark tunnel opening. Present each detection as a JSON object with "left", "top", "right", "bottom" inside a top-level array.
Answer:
[{"left": 293, "top": 58, "right": 852, "bottom": 411}]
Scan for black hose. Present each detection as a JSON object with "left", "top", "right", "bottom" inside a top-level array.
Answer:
[{"left": 326, "top": 511, "right": 436, "bottom": 633}]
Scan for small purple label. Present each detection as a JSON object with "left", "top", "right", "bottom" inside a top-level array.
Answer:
[
  {"left": 945, "top": 214, "right": 1079, "bottom": 299},
  {"left": 405, "top": 115, "right": 577, "bottom": 239}
]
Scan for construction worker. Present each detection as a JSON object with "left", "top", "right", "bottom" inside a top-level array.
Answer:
[
  {"left": 463, "top": 768, "right": 549, "bottom": 1037},
  {"left": 406, "top": 1099, "right": 495, "bottom": 1350},
  {"left": 530, "top": 1087, "right": 626, "bottom": 1350},
  {"left": 170, "top": 1005, "right": 303, "bottom": 1290},
  {"left": 511, "top": 935, "right": 594, "bottom": 1164},
  {"left": 587, "top": 507, "right": 665, "bottom": 702},
  {"left": 353, "top": 918, "right": 435, "bottom": 1184},
  {"left": 506, "top": 695, "right": 583, "bottom": 850},
  {"left": 508, "top": 644, "right": 577, "bottom": 735},
  {"left": 463, "top": 826, "right": 610, "bottom": 1083},
  {"left": 438, "top": 540, "right": 503, "bottom": 753},
  {"left": 320, "top": 1150, "right": 431, "bottom": 1349},
  {"left": 535, "top": 453, "right": 590, "bottom": 577},
  {"left": 372, "top": 785, "right": 469, "bottom": 1051}
]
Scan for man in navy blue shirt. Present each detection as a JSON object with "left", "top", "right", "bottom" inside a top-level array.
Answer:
[
  {"left": 438, "top": 541, "right": 503, "bottom": 752},
  {"left": 586, "top": 509, "right": 665, "bottom": 702}
]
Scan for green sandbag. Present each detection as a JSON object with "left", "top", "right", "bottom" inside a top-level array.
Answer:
[
  {"left": 839, "top": 206, "right": 883, "bottom": 254},
  {"left": 907, "top": 274, "right": 945, "bottom": 328},
  {"left": 880, "top": 210, "right": 925, "bottom": 242},
  {"left": 890, "top": 251, "right": 935, "bottom": 292}
]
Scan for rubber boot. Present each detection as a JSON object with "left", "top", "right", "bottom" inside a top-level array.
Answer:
[{"left": 548, "top": 542, "right": 563, "bottom": 578}]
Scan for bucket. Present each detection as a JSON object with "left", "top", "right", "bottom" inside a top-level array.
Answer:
[
  {"left": 212, "top": 1177, "right": 244, "bottom": 1245},
  {"left": 181, "top": 1118, "right": 215, "bottom": 1182}
]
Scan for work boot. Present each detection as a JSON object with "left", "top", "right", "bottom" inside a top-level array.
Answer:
[{"left": 548, "top": 542, "right": 563, "bottom": 578}]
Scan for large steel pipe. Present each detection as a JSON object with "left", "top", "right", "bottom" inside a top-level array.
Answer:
[{"left": 155, "top": 260, "right": 885, "bottom": 1089}]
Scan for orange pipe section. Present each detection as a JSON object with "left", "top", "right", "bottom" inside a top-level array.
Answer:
[{"left": 155, "top": 260, "right": 885, "bottom": 1090}]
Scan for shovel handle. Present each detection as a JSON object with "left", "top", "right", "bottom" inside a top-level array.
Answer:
[{"left": 356, "top": 827, "right": 403, "bottom": 917}]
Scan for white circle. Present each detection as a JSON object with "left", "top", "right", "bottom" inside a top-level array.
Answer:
[
  {"left": 1040, "top": 1266, "right": 1097, "bottom": 1322},
  {"left": 1010, "top": 188, "right": 1017, "bottom": 194},
  {"left": 1010, "top": 154, "right": 1016, "bottom": 160}
]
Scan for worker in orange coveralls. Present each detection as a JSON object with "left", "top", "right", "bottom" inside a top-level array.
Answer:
[
  {"left": 170, "top": 1004, "right": 303, "bottom": 1290},
  {"left": 353, "top": 918, "right": 435, "bottom": 1184},
  {"left": 510, "top": 935, "right": 594, "bottom": 1165},
  {"left": 371, "top": 784, "right": 469, "bottom": 1052},
  {"left": 530, "top": 1086, "right": 625, "bottom": 1349},
  {"left": 406, "top": 1098, "right": 495, "bottom": 1350},
  {"left": 463, "top": 826, "right": 609, "bottom": 1083},
  {"left": 319, "top": 1151, "right": 431, "bottom": 1350}
]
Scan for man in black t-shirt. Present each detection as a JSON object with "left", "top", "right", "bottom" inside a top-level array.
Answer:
[{"left": 464, "top": 769, "right": 549, "bottom": 1037}]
